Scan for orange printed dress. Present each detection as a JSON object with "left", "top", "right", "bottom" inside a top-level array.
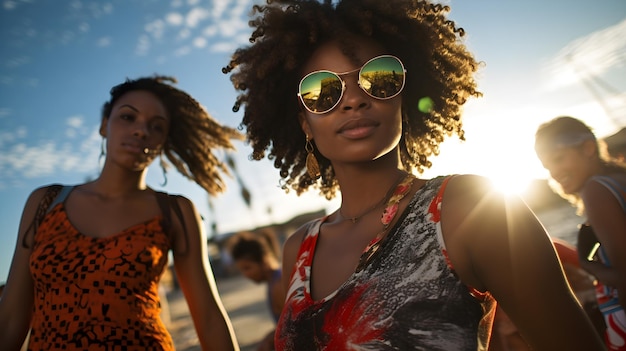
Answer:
[{"left": 28, "top": 187, "right": 174, "bottom": 350}]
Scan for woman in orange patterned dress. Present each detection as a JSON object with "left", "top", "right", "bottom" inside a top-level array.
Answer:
[{"left": 0, "top": 76, "right": 241, "bottom": 351}]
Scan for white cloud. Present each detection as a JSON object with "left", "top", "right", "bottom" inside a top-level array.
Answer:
[
  {"left": 3, "top": 1, "right": 17, "bottom": 10},
  {"left": 79, "top": 22, "right": 90, "bottom": 33},
  {"left": 5, "top": 56, "right": 31, "bottom": 69},
  {"left": 96, "top": 36, "right": 111, "bottom": 47},
  {"left": 210, "top": 41, "right": 240, "bottom": 54},
  {"left": 178, "top": 27, "right": 191, "bottom": 40},
  {"left": 228, "top": 0, "right": 250, "bottom": 18},
  {"left": 166, "top": 12, "right": 184, "bottom": 26},
  {"left": 59, "top": 30, "right": 76, "bottom": 45},
  {"left": 0, "top": 127, "right": 26, "bottom": 148},
  {"left": 211, "top": 0, "right": 229, "bottom": 18},
  {"left": 0, "top": 76, "right": 14, "bottom": 85},
  {"left": 0, "top": 130, "right": 16, "bottom": 148},
  {"left": 186, "top": 7, "right": 210, "bottom": 28},
  {"left": 217, "top": 16, "right": 247, "bottom": 37},
  {"left": 174, "top": 46, "right": 191, "bottom": 57},
  {"left": 0, "top": 128, "right": 100, "bottom": 183},
  {"left": 25, "top": 78, "right": 38, "bottom": 87},
  {"left": 16, "top": 126, "right": 26, "bottom": 138},
  {"left": 66, "top": 115, "right": 83, "bottom": 129},
  {"left": 0, "top": 108, "right": 10, "bottom": 118},
  {"left": 193, "top": 36, "right": 207, "bottom": 48},
  {"left": 202, "top": 25, "right": 217, "bottom": 37},
  {"left": 135, "top": 34, "right": 151, "bottom": 56},
  {"left": 145, "top": 19, "right": 166, "bottom": 39},
  {"left": 102, "top": 3, "right": 112, "bottom": 15},
  {"left": 134, "top": 0, "right": 253, "bottom": 58}
]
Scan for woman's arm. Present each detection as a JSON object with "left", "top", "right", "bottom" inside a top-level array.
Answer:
[
  {"left": 582, "top": 179, "right": 626, "bottom": 308},
  {"left": 0, "top": 187, "right": 47, "bottom": 350},
  {"left": 171, "top": 196, "right": 239, "bottom": 351},
  {"left": 441, "top": 175, "right": 605, "bottom": 350}
]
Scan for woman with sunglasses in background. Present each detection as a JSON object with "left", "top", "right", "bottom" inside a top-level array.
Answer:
[
  {"left": 535, "top": 116, "right": 626, "bottom": 351},
  {"left": 223, "top": 1, "right": 605, "bottom": 350},
  {"left": 0, "top": 76, "right": 241, "bottom": 350}
]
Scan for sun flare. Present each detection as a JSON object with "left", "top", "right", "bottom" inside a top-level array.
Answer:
[{"left": 486, "top": 174, "right": 533, "bottom": 196}]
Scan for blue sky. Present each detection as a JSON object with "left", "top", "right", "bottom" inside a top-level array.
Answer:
[{"left": 1, "top": 0, "right": 624, "bottom": 285}]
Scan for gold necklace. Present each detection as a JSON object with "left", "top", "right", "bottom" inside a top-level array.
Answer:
[
  {"left": 355, "top": 173, "right": 416, "bottom": 272},
  {"left": 338, "top": 173, "right": 406, "bottom": 224}
]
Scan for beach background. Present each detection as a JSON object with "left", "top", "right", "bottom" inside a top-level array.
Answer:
[{"left": 166, "top": 274, "right": 273, "bottom": 351}]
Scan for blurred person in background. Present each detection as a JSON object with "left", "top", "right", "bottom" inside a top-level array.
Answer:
[
  {"left": 228, "top": 229, "right": 284, "bottom": 351},
  {"left": 536, "top": 115, "right": 626, "bottom": 351}
]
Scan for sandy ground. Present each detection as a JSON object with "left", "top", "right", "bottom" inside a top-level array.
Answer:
[{"left": 166, "top": 274, "right": 275, "bottom": 351}]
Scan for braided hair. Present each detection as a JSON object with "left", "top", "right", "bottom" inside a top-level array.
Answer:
[
  {"left": 102, "top": 75, "right": 243, "bottom": 195},
  {"left": 223, "top": 0, "right": 481, "bottom": 199}
]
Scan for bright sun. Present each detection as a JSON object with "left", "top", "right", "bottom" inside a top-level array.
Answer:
[{"left": 486, "top": 173, "right": 534, "bottom": 196}]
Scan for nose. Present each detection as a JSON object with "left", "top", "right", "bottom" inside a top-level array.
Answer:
[
  {"left": 339, "top": 77, "right": 370, "bottom": 112},
  {"left": 133, "top": 122, "right": 150, "bottom": 139}
]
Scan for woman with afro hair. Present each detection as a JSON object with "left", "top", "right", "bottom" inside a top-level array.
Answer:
[{"left": 224, "top": 1, "right": 605, "bottom": 350}]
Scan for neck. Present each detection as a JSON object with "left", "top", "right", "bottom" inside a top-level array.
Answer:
[
  {"left": 89, "top": 167, "right": 149, "bottom": 199},
  {"left": 337, "top": 169, "right": 408, "bottom": 222}
]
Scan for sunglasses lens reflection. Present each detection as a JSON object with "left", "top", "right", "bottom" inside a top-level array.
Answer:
[
  {"left": 298, "top": 55, "right": 405, "bottom": 114},
  {"left": 359, "top": 56, "right": 405, "bottom": 100},
  {"left": 299, "top": 71, "right": 343, "bottom": 114}
]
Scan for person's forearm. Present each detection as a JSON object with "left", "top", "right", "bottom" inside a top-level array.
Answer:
[
  {"left": 197, "top": 312, "right": 240, "bottom": 351},
  {"left": 580, "top": 260, "right": 621, "bottom": 287}
]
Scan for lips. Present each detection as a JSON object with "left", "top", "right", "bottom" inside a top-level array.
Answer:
[
  {"left": 337, "top": 118, "right": 378, "bottom": 134},
  {"left": 122, "top": 142, "right": 148, "bottom": 155}
]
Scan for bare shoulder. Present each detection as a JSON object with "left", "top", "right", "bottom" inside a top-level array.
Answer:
[
  {"left": 444, "top": 174, "right": 494, "bottom": 200},
  {"left": 439, "top": 174, "right": 535, "bottom": 290},
  {"left": 166, "top": 194, "right": 199, "bottom": 230},
  {"left": 164, "top": 194, "right": 203, "bottom": 257},
  {"left": 26, "top": 184, "right": 59, "bottom": 204},
  {"left": 283, "top": 220, "right": 313, "bottom": 258},
  {"left": 169, "top": 194, "right": 196, "bottom": 212},
  {"left": 439, "top": 174, "right": 500, "bottom": 221}
]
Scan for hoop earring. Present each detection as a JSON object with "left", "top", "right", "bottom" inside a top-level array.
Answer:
[
  {"left": 305, "top": 136, "right": 320, "bottom": 179},
  {"left": 159, "top": 154, "right": 168, "bottom": 187}
]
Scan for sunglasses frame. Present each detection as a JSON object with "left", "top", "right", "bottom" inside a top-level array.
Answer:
[{"left": 297, "top": 54, "right": 407, "bottom": 115}]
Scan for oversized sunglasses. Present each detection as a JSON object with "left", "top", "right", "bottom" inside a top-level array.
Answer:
[{"left": 298, "top": 55, "right": 406, "bottom": 114}]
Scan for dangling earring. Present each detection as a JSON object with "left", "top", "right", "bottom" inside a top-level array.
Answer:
[
  {"left": 159, "top": 153, "right": 168, "bottom": 186},
  {"left": 305, "top": 136, "right": 320, "bottom": 179},
  {"left": 99, "top": 137, "right": 106, "bottom": 166}
]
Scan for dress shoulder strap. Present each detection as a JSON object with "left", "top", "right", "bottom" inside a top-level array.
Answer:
[
  {"left": 590, "top": 175, "right": 626, "bottom": 211},
  {"left": 47, "top": 185, "right": 74, "bottom": 214},
  {"left": 155, "top": 192, "right": 188, "bottom": 255},
  {"left": 23, "top": 184, "right": 67, "bottom": 248}
]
